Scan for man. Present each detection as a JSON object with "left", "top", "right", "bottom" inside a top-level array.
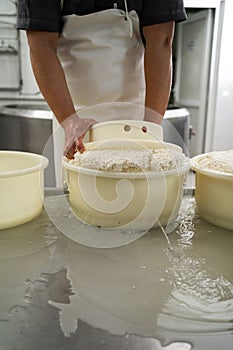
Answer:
[{"left": 17, "top": 0, "right": 186, "bottom": 158}]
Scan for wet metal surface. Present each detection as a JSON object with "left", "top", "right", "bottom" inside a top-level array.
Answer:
[{"left": 0, "top": 194, "right": 232, "bottom": 350}]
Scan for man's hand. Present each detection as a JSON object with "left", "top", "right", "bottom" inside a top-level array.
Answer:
[{"left": 62, "top": 114, "right": 97, "bottom": 159}]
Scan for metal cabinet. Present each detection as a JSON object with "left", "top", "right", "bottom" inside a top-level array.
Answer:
[{"left": 0, "top": 104, "right": 56, "bottom": 187}]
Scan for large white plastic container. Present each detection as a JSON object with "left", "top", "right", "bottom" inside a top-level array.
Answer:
[
  {"left": 191, "top": 153, "right": 233, "bottom": 231},
  {"left": 64, "top": 140, "right": 190, "bottom": 231},
  {"left": 0, "top": 151, "right": 49, "bottom": 229}
]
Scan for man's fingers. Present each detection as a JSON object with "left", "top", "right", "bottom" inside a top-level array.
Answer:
[
  {"left": 64, "top": 143, "right": 76, "bottom": 159},
  {"left": 75, "top": 137, "right": 85, "bottom": 154},
  {"left": 63, "top": 118, "right": 97, "bottom": 158}
]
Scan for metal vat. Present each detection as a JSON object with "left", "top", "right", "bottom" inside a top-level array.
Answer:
[{"left": 0, "top": 103, "right": 55, "bottom": 187}]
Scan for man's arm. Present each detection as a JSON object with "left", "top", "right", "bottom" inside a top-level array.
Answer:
[
  {"left": 26, "top": 30, "right": 96, "bottom": 156},
  {"left": 142, "top": 21, "right": 175, "bottom": 123},
  {"left": 26, "top": 30, "right": 76, "bottom": 124}
]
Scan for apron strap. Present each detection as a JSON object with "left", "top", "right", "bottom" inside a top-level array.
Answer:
[
  {"left": 123, "top": 0, "right": 133, "bottom": 37},
  {"left": 61, "top": 1, "right": 128, "bottom": 14},
  {"left": 60, "top": 1, "right": 132, "bottom": 38},
  {"left": 123, "top": 0, "right": 129, "bottom": 20},
  {"left": 61, "top": 1, "right": 129, "bottom": 20}
]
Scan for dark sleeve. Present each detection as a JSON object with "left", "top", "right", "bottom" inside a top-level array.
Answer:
[
  {"left": 141, "top": 0, "right": 187, "bottom": 27},
  {"left": 17, "top": 0, "right": 62, "bottom": 32}
]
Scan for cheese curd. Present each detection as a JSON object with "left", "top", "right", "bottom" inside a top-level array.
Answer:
[
  {"left": 195, "top": 149, "right": 233, "bottom": 175},
  {"left": 69, "top": 147, "right": 186, "bottom": 172}
]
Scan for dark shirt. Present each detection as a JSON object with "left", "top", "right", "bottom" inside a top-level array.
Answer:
[{"left": 17, "top": 0, "right": 187, "bottom": 32}]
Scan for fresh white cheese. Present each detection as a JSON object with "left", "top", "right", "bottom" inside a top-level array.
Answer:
[
  {"left": 70, "top": 147, "right": 186, "bottom": 172},
  {"left": 196, "top": 150, "right": 233, "bottom": 175}
]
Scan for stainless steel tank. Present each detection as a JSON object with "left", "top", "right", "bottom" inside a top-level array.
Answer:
[
  {"left": 163, "top": 107, "right": 191, "bottom": 155},
  {"left": 0, "top": 103, "right": 56, "bottom": 187}
]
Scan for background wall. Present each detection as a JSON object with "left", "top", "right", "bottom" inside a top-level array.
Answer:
[
  {"left": 211, "top": 0, "right": 233, "bottom": 150},
  {"left": 0, "top": 0, "right": 233, "bottom": 152},
  {"left": 183, "top": 0, "right": 233, "bottom": 152}
]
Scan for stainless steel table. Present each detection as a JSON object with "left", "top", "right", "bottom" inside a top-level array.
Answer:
[{"left": 0, "top": 191, "right": 232, "bottom": 350}]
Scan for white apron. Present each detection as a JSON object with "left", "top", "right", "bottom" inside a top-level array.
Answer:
[{"left": 53, "top": 0, "right": 146, "bottom": 186}]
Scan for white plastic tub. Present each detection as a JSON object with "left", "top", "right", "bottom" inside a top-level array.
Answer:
[
  {"left": 191, "top": 153, "right": 233, "bottom": 231},
  {"left": 0, "top": 151, "right": 49, "bottom": 229},
  {"left": 63, "top": 140, "right": 190, "bottom": 231}
]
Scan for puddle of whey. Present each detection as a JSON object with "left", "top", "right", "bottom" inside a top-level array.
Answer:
[
  {"left": 44, "top": 195, "right": 148, "bottom": 248},
  {"left": 0, "top": 210, "right": 60, "bottom": 320},
  {"left": 0, "top": 209, "right": 60, "bottom": 259}
]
